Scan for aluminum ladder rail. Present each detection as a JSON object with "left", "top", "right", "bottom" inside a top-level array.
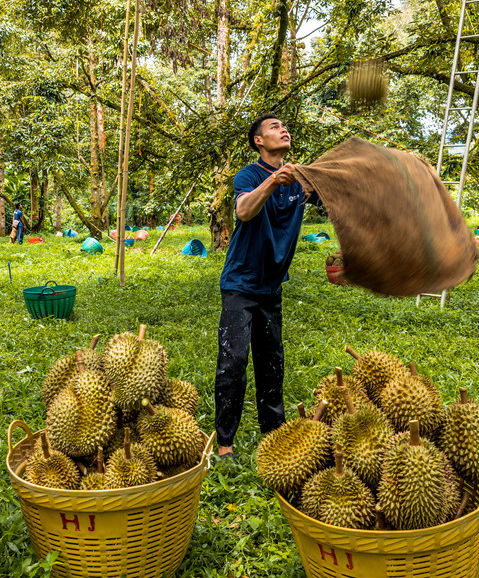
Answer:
[{"left": 417, "top": 0, "right": 479, "bottom": 309}]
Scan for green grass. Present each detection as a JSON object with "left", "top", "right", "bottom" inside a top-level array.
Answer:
[{"left": 1, "top": 223, "right": 478, "bottom": 577}]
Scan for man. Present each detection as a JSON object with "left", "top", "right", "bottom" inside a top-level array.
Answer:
[
  {"left": 214, "top": 113, "right": 321, "bottom": 462},
  {"left": 12, "top": 202, "right": 27, "bottom": 245}
]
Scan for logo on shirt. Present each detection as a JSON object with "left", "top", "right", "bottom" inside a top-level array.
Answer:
[{"left": 289, "top": 194, "right": 299, "bottom": 202}]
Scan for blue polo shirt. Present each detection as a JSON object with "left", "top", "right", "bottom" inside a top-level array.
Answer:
[{"left": 220, "top": 157, "right": 320, "bottom": 295}]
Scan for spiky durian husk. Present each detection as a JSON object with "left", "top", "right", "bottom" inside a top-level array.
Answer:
[
  {"left": 442, "top": 454, "right": 461, "bottom": 522},
  {"left": 439, "top": 397, "right": 479, "bottom": 486},
  {"left": 46, "top": 370, "right": 117, "bottom": 456},
  {"left": 155, "top": 378, "right": 199, "bottom": 415},
  {"left": 138, "top": 405, "right": 204, "bottom": 468},
  {"left": 352, "top": 350, "right": 409, "bottom": 403},
  {"left": 300, "top": 467, "right": 375, "bottom": 529},
  {"left": 103, "top": 332, "right": 139, "bottom": 384},
  {"left": 378, "top": 433, "right": 452, "bottom": 530},
  {"left": 104, "top": 334, "right": 168, "bottom": 410},
  {"left": 41, "top": 349, "right": 103, "bottom": 407},
  {"left": 104, "top": 443, "right": 156, "bottom": 489},
  {"left": 256, "top": 418, "right": 331, "bottom": 497},
  {"left": 25, "top": 441, "right": 80, "bottom": 489},
  {"left": 306, "top": 375, "right": 370, "bottom": 425},
  {"left": 162, "top": 463, "right": 191, "bottom": 478},
  {"left": 332, "top": 404, "right": 394, "bottom": 489},
  {"left": 80, "top": 472, "right": 106, "bottom": 490},
  {"left": 379, "top": 375, "right": 445, "bottom": 437}
]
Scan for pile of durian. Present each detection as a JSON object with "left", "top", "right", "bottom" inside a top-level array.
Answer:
[
  {"left": 23, "top": 325, "right": 205, "bottom": 491},
  {"left": 257, "top": 347, "right": 479, "bottom": 531},
  {"left": 325, "top": 249, "right": 343, "bottom": 267}
]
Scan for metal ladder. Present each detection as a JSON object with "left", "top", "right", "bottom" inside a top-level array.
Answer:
[{"left": 416, "top": 0, "right": 479, "bottom": 309}]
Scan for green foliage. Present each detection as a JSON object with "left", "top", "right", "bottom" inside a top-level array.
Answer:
[{"left": 1, "top": 223, "right": 479, "bottom": 576}]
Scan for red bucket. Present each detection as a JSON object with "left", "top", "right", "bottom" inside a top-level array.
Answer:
[{"left": 325, "top": 264, "right": 345, "bottom": 285}]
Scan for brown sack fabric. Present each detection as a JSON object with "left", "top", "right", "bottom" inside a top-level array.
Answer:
[{"left": 294, "top": 137, "right": 478, "bottom": 296}]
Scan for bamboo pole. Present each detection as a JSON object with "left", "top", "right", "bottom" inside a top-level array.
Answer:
[
  {"left": 150, "top": 175, "right": 202, "bottom": 256},
  {"left": 119, "top": 0, "right": 141, "bottom": 286},
  {"left": 114, "top": 0, "right": 132, "bottom": 275}
]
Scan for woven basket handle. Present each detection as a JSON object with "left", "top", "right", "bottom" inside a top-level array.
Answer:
[
  {"left": 45, "top": 280, "right": 58, "bottom": 287},
  {"left": 202, "top": 431, "right": 216, "bottom": 467},
  {"left": 8, "top": 420, "right": 33, "bottom": 454}
]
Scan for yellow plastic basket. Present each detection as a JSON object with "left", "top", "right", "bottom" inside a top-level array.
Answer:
[
  {"left": 276, "top": 491, "right": 479, "bottom": 578},
  {"left": 7, "top": 420, "right": 215, "bottom": 578}
]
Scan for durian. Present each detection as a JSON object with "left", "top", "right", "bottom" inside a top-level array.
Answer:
[
  {"left": 156, "top": 378, "right": 199, "bottom": 415},
  {"left": 137, "top": 400, "right": 204, "bottom": 468},
  {"left": 379, "top": 372, "right": 444, "bottom": 437},
  {"left": 307, "top": 371, "right": 370, "bottom": 425},
  {"left": 300, "top": 446, "right": 375, "bottom": 529},
  {"left": 439, "top": 388, "right": 479, "bottom": 486},
  {"left": 80, "top": 447, "right": 106, "bottom": 490},
  {"left": 46, "top": 351, "right": 117, "bottom": 456},
  {"left": 41, "top": 334, "right": 103, "bottom": 407},
  {"left": 256, "top": 401, "right": 331, "bottom": 497},
  {"left": 332, "top": 368, "right": 394, "bottom": 489},
  {"left": 104, "top": 428, "right": 157, "bottom": 489},
  {"left": 378, "top": 420, "right": 459, "bottom": 530},
  {"left": 25, "top": 432, "right": 80, "bottom": 489},
  {"left": 345, "top": 346, "right": 409, "bottom": 403},
  {"left": 103, "top": 324, "right": 168, "bottom": 410},
  {"left": 347, "top": 59, "right": 388, "bottom": 107}
]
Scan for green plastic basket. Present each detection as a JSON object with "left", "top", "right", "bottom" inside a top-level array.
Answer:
[{"left": 23, "top": 281, "right": 77, "bottom": 320}]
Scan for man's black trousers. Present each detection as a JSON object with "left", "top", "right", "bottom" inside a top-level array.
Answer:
[{"left": 214, "top": 290, "right": 286, "bottom": 447}]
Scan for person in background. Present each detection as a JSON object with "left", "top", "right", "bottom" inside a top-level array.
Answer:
[
  {"left": 12, "top": 202, "right": 27, "bottom": 245},
  {"left": 214, "top": 113, "right": 322, "bottom": 463}
]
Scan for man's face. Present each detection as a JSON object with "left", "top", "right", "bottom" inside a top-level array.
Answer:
[{"left": 254, "top": 118, "right": 291, "bottom": 154}]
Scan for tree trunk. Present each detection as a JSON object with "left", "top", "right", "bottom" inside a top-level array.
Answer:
[
  {"left": 55, "top": 191, "right": 62, "bottom": 232},
  {"left": 216, "top": 0, "right": 230, "bottom": 107},
  {"left": 290, "top": 24, "right": 298, "bottom": 81},
  {"left": 98, "top": 103, "right": 109, "bottom": 230},
  {"left": 30, "top": 167, "right": 40, "bottom": 231},
  {"left": 88, "top": 43, "right": 103, "bottom": 239},
  {"left": 35, "top": 169, "right": 48, "bottom": 231},
  {"left": 209, "top": 160, "right": 234, "bottom": 251},
  {"left": 0, "top": 136, "right": 5, "bottom": 236},
  {"left": 269, "top": 0, "right": 289, "bottom": 92},
  {"left": 209, "top": 0, "right": 233, "bottom": 251}
]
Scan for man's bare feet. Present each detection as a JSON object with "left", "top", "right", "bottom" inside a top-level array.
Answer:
[{"left": 218, "top": 445, "right": 233, "bottom": 457}]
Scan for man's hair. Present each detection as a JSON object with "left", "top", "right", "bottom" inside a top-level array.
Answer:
[
  {"left": 248, "top": 114, "right": 279, "bottom": 152},
  {"left": 15, "top": 202, "right": 21, "bottom": 209}
]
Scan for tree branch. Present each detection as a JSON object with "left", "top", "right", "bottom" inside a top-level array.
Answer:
[
  {"left": 388, "top": 63, "right": 475, "bottom": 97},
  {"left": 269, "top": 0, "right": 289, "bottom": 90},
  {"left": 53, "top": 171, "right": 96, "bottom": 234}
]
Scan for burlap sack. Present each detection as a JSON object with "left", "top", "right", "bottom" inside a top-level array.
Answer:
[{"left": 294, "top": 137, "right": 477, "bottom": 296}]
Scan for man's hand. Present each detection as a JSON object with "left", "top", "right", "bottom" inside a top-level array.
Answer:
[{"left": 273, "top": 163, "right": 297, "bottom": 186}]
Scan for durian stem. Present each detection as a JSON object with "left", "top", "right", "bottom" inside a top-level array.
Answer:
[
  {"left": 75, "top": 350, "right": 86, "bottom": 373},
  {"left": 335, "top": 367, "right": 343, "bottom": 388},
  {"left": 124, "top": 428, "right": 131, "bottom": 460},
  {"left": 408, "top": 420, "right": 421, "bottom": 446},
  {"left": 339, "top": 386, "right": 356, "bottom": 415},
  {"left": 455, "top": 490, "right": 471, "bottom": 519},
  {"left": 40, "top": 432, "right": 50, "bottom": 459},
  {"left": 97, "top": 447, "right": 105, "bottom": 474},
  {"left": 297, "top": 403, "right": 306, "bottom": 418},
  {"left": 409, "top": 361, "right": 417, "bottom": 376},
  {"left": 138, "top": 324, "right": 147, "bottom": 341},
  {"left": 312, "top": 400, "right": 328, "bottom": 422},
  {"left": 142, "top": 399, "right": 157, "bottom": 415},
  {"left": 459, "top": 388, "right": 469, "bottom": 404},
  {"left": 89, "top": 334, "right": 101, "bottom": 350},
  {"left": 334, "top": 447, "right": 344, "bottom": 477},
  {"left": 345, "top": 345, "right": 360, "bottom": 360},
  {"left": 375, "top": 504, "right": 386, "bottom": 530}
]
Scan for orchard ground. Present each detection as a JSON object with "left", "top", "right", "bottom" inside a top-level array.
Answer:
[{"left": 1, "top": 223, "right": 478, "bottom": 578}]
